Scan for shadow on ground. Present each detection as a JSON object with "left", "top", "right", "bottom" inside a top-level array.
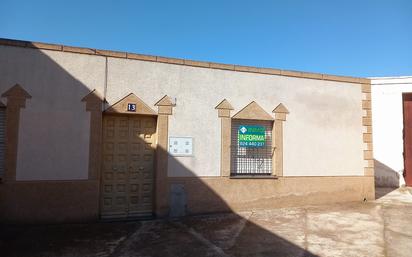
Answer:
[
  {"left": 0, "top": 212, "right": 319, "bottom": 257},
  {"left": 375, "top": 187, "right": 398, "bottom": 199},
  {"left": 0, "top": 40, "right": 320, "bottom": 257},
  {"left": 374, "top": 159, "right": 402, "bottom": 189},
  {"left": 4, "top": 193, "right": 412, "bottom": 257}
]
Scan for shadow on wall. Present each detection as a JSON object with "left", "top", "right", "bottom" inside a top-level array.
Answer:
[
  {"left": 374, "top": 159, "right": 401, "bottom": 188},
  {"left": 0, "top": 42, "right": 320, "bottom": 256}
]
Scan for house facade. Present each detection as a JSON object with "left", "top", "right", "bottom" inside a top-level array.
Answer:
[{"left": 0, "top": 38, "right": 374, "bottom": 223}]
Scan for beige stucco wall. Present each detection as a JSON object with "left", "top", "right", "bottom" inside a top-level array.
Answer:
[
  {"left": 106, "top": 57, "right": 365, "bottom": 177},
  {"left": 0, "top": 46, "right": 106, "bottom": 180},
  {"left": 0, "top": 45, "right": 365, "bottom": 180}
]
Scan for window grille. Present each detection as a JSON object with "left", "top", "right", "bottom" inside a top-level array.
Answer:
[
  {"left": 230, "top": 119, "right": 273, "bottom": 176},
  {"left": 0, "top": 107, "right": 5, "bottom": 179}
]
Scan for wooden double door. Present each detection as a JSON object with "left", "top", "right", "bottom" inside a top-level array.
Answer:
[
  {"left": 404, "top": 94, "right": 412, "bottom": 186},
  {"left": 100, "top": 115, "right": 157, "bottom": 219}
]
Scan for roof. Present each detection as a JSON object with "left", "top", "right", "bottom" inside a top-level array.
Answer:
[
  {"left": 370, "top": 76, "right": 412, "bottom": 85},
  {"left": 0, "top": 38, "right": 370, "bottom": 84}
]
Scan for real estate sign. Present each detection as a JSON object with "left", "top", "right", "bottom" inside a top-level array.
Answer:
[{"left": 238, "top": 125, "right": 266, "bottom": 147}]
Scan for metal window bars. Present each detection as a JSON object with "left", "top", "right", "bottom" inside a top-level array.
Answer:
[{"left": 230, "top": 119, "right": 273, "bottom": 176}]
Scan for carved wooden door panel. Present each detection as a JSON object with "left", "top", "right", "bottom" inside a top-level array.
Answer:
[
  {"left": 404, "top": 94, "right": 412, "bottom": 186},
  {"left": 101, "top": 115, "right": 156, "bottom": 219},
  {"left": 128, "top": 116, "right": 156, "bottom": 217}
]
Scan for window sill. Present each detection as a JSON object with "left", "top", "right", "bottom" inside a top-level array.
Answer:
[{"left": 229, "top": 175, "right": 278, "bottom": 179}]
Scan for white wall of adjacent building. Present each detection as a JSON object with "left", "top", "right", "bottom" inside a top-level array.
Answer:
[{"left": 371, "top": 76, "right": 412, "bottom": 187}]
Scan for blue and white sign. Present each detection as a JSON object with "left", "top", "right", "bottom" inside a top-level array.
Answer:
[{"left": 127, "top": 103, "right": 136, "bottom": 112}]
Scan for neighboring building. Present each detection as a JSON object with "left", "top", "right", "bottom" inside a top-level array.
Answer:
[
  {"left": 0, "top": 38, "right": 374, "bottom": 223},
  {"left": 371, "top": 76, "right": 412, "bottom": 188}
]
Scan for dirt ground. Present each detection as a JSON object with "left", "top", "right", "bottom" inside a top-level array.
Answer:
[{"left": 1, "top": 187, "right": 412, "bottom": 257}]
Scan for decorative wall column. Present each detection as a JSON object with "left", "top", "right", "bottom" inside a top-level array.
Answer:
[
  {"left": 154, "top": 95, "right": 175, "bottom": 216},
  {"left": 1, "top": 84, "right": 31, "bottom": 181},
  {"left": 272, "top": 103, "right": 289, "bottom": 177},
  {"left": 215, "top": 99, "right": 234, "bottom": 176},
  {"left": 361, "top": 82, "right": 374, "bottom": 176},
  {"left": 82, "top": 89, "right": 104, "bottom": 180}
]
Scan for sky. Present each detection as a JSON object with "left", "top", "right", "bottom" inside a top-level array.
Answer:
[{"left": 0, "top": 0, "right": 411, "bottom": 77}]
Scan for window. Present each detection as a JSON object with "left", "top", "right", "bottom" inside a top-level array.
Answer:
[
  {"left": 0, "top": 107, "right": 5, "bottom": 180},
  {"left": 230, "top": 119, "right": 273, "bottom": 176}
]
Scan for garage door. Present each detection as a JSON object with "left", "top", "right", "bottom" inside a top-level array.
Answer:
[{"left": 101, "top": 115, "right": 156, "bottom": 219}]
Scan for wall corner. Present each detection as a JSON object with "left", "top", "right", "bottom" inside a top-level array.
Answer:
[{"left": 361, "top": 82, "right": 374, "bottom": 177}]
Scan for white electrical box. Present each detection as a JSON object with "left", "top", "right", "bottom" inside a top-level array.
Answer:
[{"left": 169, "top": 137, "right": 194, "bottom": 156}]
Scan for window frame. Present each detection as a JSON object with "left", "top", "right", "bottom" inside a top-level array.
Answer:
[{"left": 230, "top": 119, "right": 274, "bottom": 177}]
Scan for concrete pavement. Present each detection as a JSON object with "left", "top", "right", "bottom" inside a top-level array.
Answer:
[{"left": 1, "top": 187, "right": 412, "bottom": 257}]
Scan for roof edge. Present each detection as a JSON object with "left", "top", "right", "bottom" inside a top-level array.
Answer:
[
  {"left": 369, "top": 76, "right": 412, "bottom": 80},
  {"left": 0, "top": 38, "right": 370, "bottom": 84}
]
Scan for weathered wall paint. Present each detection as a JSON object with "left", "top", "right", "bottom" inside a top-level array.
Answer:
[
  {"left": 0, "top": 45, "right": 365, "bottom": 180},
  {"left": 106, "top": 58, "right": 364, "bottom": 177},
  {"left": 0, "top": 46, "right": 105, "bottom": 180}
]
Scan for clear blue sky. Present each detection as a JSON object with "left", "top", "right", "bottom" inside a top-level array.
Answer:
[{"left": 1, "top": 0, "right": 411, "bottom": 77}]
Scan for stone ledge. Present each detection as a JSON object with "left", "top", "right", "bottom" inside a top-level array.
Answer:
[
  {"left": 210, "top": 62, "right": 235, "bottom": 70},
  {"left": 157, "top": 56, "right": 184, "bottom": 65},
  {"left": 29, "top": 42, "right": 62, "bottom": 51},
  {"left": 184, "top": 59, "right": 210, "bottom": 68},
  {"left": 229, "top": 175, "right": 279, "bottom": 179},
  {"left": 95, "top": 49, "right": 126, "bottom": 58},
  {"left": 126, "top": 53, "right": 157, "bottom": 61},
  {"left": 0, "top": 37, "right": 370, "bottom": 84},
  {"left": 63, "top": 46, "right": 96, "bottom": 55}
]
